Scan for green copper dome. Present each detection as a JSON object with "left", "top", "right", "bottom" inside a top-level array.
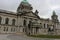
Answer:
[
  {"left": 17, "top": 0, "right": 33, "bottom": 12},
  {"left": 22, "top": 0, "right": 28, "bottom": 4},
  {"left": 20, "top": 0, "right": 31, "bottom": 7},
  {"left": 23, "top": 0, "right": 27, "bottom": 2}
]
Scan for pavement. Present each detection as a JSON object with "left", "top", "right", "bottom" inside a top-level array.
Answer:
[{"left": 0, "top": 34, "right": 60, "bottom": 40}]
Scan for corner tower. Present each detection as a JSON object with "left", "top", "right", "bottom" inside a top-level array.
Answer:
[
  {"left": 51, "top": 11, "right": 59, "bottom": 23},
  {"left": 17, "top": 0, "right": 33, "bottom": 14}
]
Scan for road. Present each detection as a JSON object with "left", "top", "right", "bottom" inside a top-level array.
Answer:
[{"left": 0, "top": 34, "right": 60, "bottom": 40}]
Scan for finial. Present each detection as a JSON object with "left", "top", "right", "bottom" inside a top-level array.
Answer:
[
  {"left": 35, "top": 10, "right": 39, "bottom": 13},
  {"left": 35, "top": 10, "right": 39, "bottom": 15}
]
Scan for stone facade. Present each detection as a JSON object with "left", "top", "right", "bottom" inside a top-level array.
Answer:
[{"left": 0, "top": 0, "right": 60, "bottom": 35}]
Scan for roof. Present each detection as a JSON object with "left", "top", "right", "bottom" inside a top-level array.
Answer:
[
  {"left": 0, "top": 9, "right": 17, "bottom": 16},
  {"left": 40, "top": 17, "right": 52, "bottom": 22},
  {"left": 0, "top": 9, "right": 54, "bottom": 22}
]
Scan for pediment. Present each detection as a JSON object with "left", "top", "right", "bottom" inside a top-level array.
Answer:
[{"left": 21, "top": 12, "right": 40, "bottom": 19}]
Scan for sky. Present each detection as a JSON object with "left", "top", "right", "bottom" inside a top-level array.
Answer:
[{"left": 0, "top": 0, "right": 60, "bottom": 20}]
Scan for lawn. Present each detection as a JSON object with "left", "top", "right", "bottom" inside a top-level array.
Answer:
[{"left": 28, "top": 35, "right": 60, "bottom": 39}]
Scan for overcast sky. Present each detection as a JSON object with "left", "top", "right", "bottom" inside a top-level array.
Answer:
[{"left": 0, "top": 0, "right": 60, "bottom": 20}]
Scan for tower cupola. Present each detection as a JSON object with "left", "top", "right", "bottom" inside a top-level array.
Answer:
[{"left": 51, "top": 11, "right": 59, "bottom": 23}]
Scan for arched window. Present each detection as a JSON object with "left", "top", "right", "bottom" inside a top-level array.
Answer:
[
  {"left": 47, "top": 24, "right": 49, "bottom": 28},
  {"left": 5, "top": 18, "right": 9, "bottom": 24},
  {"left": 44, "top": 24, "right": 45, "bottom": 28},
  {"left": 28, "top": 21, "right": 32, "bottom": 29},
  {"left": 40, "top": 23, "right": 42, "bottom": 28},
  {"left": 12, "top": 19, "right": 15, "bottom": 25},
  {"left": 23, "top": 20, "right": 26, "bottom": 26},
  {"left": 0, "top": 17, "right": 2, "bottom": 24}
]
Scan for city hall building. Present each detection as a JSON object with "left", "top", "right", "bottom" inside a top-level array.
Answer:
[{"left": 0, "top": 0, "right": 60, "bottom": 35}]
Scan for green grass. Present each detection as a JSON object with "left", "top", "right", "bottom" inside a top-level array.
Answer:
[{"left": 28, "top": 35, "right": 60, "bottom": 39}]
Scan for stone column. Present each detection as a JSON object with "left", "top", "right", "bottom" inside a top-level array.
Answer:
[
  {"left": 33, "top": 28, "right": 35, "bottom": 35},
  {"left": 37, "top": 28, "right": 40, "bottom": 34},
  {"left": 46, "top": 23, "right": 47, "bottom": 28},
  {"left": 30, "top": 27, "right": 32, "bottom": 35},
  {"left": 35, "top": 28, "right": 36, "bottom": 34},
  {"left": 39, "top": 28, "right": 40, "bottom": 34},
  {"left": 55, "top": 23, "right": 58, "bottom": 35}
]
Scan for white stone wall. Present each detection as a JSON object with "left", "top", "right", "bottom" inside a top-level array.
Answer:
[
  {"left": 0, "top": 25, "right": 17, "bottom": 33},
  {"left": 56, "top": 24, "right": 60, "bottom": 35},
  {"left": 0, "top": 12, "right": 60, "bottom": 35},
  {"left": 38, "top": 28, "right": 48, "bottom": 35},
  {"left": 0, "top": 13, "right": 18, "bottom": 33},
  {"left": 0, "top": 13, "right": 17, "bottom": 26}
]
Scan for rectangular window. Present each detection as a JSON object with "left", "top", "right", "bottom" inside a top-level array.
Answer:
[
  {"left": 11, "top": 28, "right": 13, "bottom": 32},
  {"left": 4, "top": 27, "right": 6, "bottom": 31},
  {"left": 13, "top": 28, "right": 15, "bottom": 32},
  {"left": 47, "top": 24, "right": 49, "bottom": 28},
  {"left": 4, "top": 27, "right": 8, "bottom": 31},
  {"left": 11, "top": 28, "right": 15, "bottom": 32}
]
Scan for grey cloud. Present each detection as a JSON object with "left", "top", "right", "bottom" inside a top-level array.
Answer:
[{"left": 0, "top": 0, "right": 60, "bottom": 21}]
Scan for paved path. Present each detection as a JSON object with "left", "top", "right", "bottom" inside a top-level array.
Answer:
[{"left": 0, "top": 34, "right": 60, "bottom": 40}]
